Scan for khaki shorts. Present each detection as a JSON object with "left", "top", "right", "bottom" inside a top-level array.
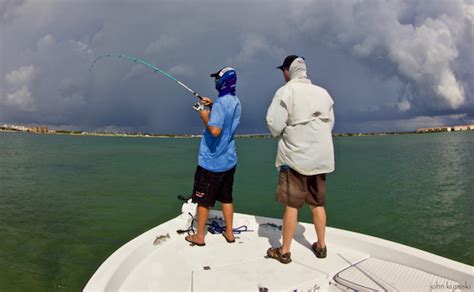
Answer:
[{"left": 276, "top": 167, "right": 327, "bottom": 208}]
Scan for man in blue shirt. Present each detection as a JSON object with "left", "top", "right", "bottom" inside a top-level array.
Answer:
[{"left": 185, "top": 67, "right": 241, "bottom": 246}]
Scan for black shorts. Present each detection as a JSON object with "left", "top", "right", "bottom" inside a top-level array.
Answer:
[{"left": 192, "top": 165, "right": 236, "bottom": 207}]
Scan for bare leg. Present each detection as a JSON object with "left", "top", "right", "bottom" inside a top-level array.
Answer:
[
  {"left": 192, "top": 204, "right": 209, "bottom": 244},
  {"left": 280, "top": 205, "right": 298, "bottom": 254},
  {"left": 309, "top": 205, "right": 326, "bottom": 248},
  {"left": 221, "top": 203, "right": 235, "bottom": 241}
]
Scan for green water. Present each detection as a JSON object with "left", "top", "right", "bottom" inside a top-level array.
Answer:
[{"left": 0, "top": 131, "right": 473, "bottom": 291}]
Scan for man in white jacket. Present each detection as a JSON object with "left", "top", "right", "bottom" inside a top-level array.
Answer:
[{"left": 266, "top": 55, "right": 335, "bottom": 264}]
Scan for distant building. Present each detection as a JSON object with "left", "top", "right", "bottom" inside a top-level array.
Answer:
[
  {"left": 30, "top": 126, "right": 49, "bottom": 133},
  {"left": 417, "top": 124, "right": 474, "bottom": 133},
  {"left": 0, "top": 124, "right": 49, "bottom": 133},
  {"left": 453, "top": 125, "right": 469, "bottom": 131}
]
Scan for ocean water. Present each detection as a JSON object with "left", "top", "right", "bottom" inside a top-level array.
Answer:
[{"left": 0, "top": 131, "right": 473, "bottom": 291}]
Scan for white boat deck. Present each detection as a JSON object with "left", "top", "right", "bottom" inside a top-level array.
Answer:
[{"left": 84, "top": 204, "right": 473, "bottom": 291}]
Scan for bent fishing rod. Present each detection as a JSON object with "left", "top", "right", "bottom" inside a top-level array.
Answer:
[{"left": 90, "top": 53, "right": 204, "bottom": 101}]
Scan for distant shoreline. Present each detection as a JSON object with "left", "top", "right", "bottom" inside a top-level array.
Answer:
[{"left": 1, "top": 127, "right": 472, "bottom": 139}]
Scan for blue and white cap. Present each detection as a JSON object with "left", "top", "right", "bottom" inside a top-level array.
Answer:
[{"left": 210, "top": 66, "right": 235, "bottom": 79}]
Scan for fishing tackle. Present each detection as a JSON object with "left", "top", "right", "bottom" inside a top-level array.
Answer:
[
  {"left": 192, "top": 102, "right": 205, "bottom": 111},
  {"left": 90, "top": 53, "right": 204, "bottom": 100}
]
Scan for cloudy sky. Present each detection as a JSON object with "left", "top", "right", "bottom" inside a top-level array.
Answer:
[{"left": 1, "top": 0, "right": 473, "bottom": 134}]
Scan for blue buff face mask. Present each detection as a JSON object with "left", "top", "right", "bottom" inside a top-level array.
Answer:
[{"left": 215, "top": 68, "right": 237, "bottom": 96}]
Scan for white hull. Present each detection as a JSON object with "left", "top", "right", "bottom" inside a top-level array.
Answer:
[{"left": 84, "top": 203, "right": 473, "bottom": 291}]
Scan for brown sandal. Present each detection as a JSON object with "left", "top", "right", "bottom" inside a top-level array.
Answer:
[
  {"left": 266, "top": 247, "right": 292, "bottom": 264},
  {"left": 312, "top": 242, "right": 327, "bottom": 258}
]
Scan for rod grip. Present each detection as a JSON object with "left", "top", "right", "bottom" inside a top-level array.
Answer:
[
  {"left": 195, "top": 93, "right": 203, "bottom": 100},
  {"left": 195, "top": 93, "right": 212, "bottom": 108}
]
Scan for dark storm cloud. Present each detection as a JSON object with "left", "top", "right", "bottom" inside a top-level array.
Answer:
[
  {"left": 0, "top": 0, "right": 24, "bottom": 24},
  {"left": 1, "top": 0, "right": 472, "bottom": 133}
]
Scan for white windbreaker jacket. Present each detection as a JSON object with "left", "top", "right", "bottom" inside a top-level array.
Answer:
[{"left": 266, "top": 58, "right": 335, "bottom": 175}]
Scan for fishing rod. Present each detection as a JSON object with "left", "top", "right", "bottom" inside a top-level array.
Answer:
[{"left": 90, "top": 53, "right": 204, "bottom": 101}]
